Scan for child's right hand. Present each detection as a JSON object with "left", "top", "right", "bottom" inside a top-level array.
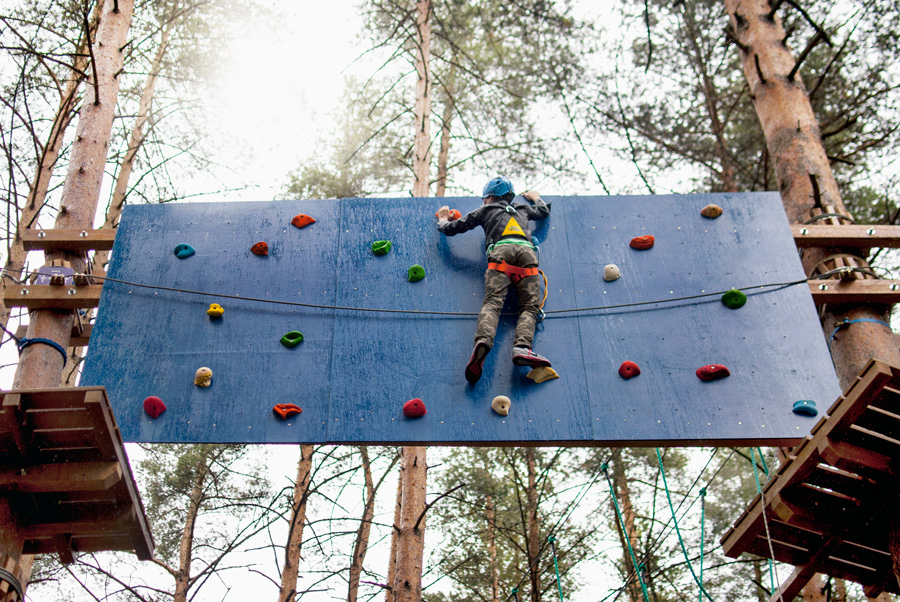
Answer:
[{"left": 436, "top": 206, "right": 450, "bottom": 220}]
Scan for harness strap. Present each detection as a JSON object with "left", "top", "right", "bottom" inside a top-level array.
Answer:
[
  {"left": 488, "top": 261, "right": 539, "bottom": 283},
  {"left": 486, "top": 238, "right": 536, "bottom": 255}
]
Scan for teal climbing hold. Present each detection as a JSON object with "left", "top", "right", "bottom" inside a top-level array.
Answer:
[
  {"left": 408, "top": 264, "right": 425, "bottom": 282},
  {"left": 792, "top": 399, "right": 818, "bottom": 417},
  {"left": 174, "top": 243, "right": 195, "bottom": 259},
  {"left": 721, "top": 289, "right": 747, "bottom": 309},
  {"left": 372, "top": 240, "right": 391, "bottom": 255},
  {"left": 280, "top": 331, "right": 304, "bottom": 348}
]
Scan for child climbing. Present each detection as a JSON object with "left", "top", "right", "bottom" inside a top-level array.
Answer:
[{"left": 435, "top": 176, "right": 551, "bottom": 384}]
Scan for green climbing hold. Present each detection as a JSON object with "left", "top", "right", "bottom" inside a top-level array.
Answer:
[
  {"left": 372, "top": 240, "right": 391, "bottom": 255},
  {"left": 408, "top": 264, "right": 425, "bottom": 282},
  {"left": 721, "top": 289, "right": 747, "bottom": 309},
  {"left": 280, "top": 331, "right": 304, "bottom": 348}
]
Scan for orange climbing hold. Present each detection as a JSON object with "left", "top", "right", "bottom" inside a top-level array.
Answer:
[
  {"left": 273, "top": 403, "right": 303, "bottom": 419},
  {"left": 629, "top": 235, "right": 655, "bottom": 250},
  {"left": 251, "top": 241, "right": 268, "bottom": 256},
  {"left": 291, "top": 214, "right": 316, "bottom": 229}
]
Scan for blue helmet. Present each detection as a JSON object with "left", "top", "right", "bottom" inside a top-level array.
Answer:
[{"left": 482, "top": 177, "right": 514, "bottom": 199}]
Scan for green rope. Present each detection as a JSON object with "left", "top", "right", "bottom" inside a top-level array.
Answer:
[
  {"left": 511, "top": 588, "right": 520, "bottom": 602},
  {"left": 602, "top": 462, "right": 650, "bottom": 602},
  {"left": 699, "top": 488, "right": 706, "bottom": 602},
  {"left": 548, "top": 536, "right": 565, "bottom": 602},
  {"left": 750, "top": 448, "right": 775, "bottom": 595},
  {"left": 655, "top": 448, "right": 714, "bottom": 601},
  {"left": 756, "top": 448, "right": 769, "bottom": 477}
]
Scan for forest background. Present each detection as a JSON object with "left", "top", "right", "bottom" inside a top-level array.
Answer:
[{"left": 1, "top": 0, "right": 899, "bottom": 601}]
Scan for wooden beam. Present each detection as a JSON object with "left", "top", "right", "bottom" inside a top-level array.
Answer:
[
  {"left": 15, "top": 324, "right": 92, "bottom": 347},
  {"left": 769, "top": 537, "right": 841, "bottom": 602},
  {"left": 817, "top": 438, "right": 900, "bottom": 477},
  {"left": 22, "top": 228, "right": 116, "bottom": 252},
  {"left": 0, "top": 462, "right": 121, "bottom": 492},
  {"left": 809, "top": 279, "right": 900, "bottom": 304},
  {"left": 0, "top": 394, "right": 27, "bottom": 460},
  {"left": 792, "top": 224, "right": 900, "bottom": 248},
  {"left": 2, "top": 284, "right": 102, "bottom": 309}
]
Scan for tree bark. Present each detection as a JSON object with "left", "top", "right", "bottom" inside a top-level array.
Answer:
[
  {"left": 435, "top": 63, "right": 456, "bottom": 198},
  {"left": 411, "top": 0, "right": 432, "bottom": 197},
  {"left": 723, "top": 0, "right": 900, "bottom": 386},
  {"left": 174, "top": 448, "right": 209, "bottom": 602},
  {"left": 525, "top": 449, "right": 541, "bottom": 602},
  {"left": 385, "top": 470, "right": 403, "bottom": 602},
  {"left": 752, "top": 558, "right": 766, "bottom": 602},
  {"left": 348, "top": 446, "right": 375, "bottom": 602},
  {"left": 279, "top": 445, "right": 315, "bottom": 602},
  {"left": 486, "top": 494, "right": 500, "bottom": 602},
  {"left": 611, "top": 458, "right": 642, "bottom": 602},
  {"left": 1, "top": 0, "right": 104, "bottom": 334},
  {"left": 391, "top": 446, "right": 427, "bottom": 602}
]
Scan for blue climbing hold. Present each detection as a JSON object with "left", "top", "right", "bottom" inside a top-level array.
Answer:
[
  {"left": 792, "top": 399, "right": 818, "bottom": 417},
  {"left": 174, "top": 243, "right": 195, "bottom": 259}
]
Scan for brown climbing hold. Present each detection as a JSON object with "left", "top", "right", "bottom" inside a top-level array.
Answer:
[
  {"left": 629, "top": 235, "right": 655, "bottom": 250},
  {"left": 143, "top": 396, "right": 166, "bottom": 419},
  {"left": 251, "top": 242, "right": 268, "bottom": 256},
  {"left": 618, "top": 361, "right": 641, "bottom": 379},
  {"left": 403, "top": 398, "right": 427, "bottom": 418},
  {"left": 701, "top": 204, "right": 723, "bottom": 218},
  {"left": 696, "top": 364, "right": 730, "bottom": 381},
  {"left": 273, "top": 403, "right": 303, "bottom": 419},
  {"left": 291, "top": 214, "right": 316, "bottom": 229}
]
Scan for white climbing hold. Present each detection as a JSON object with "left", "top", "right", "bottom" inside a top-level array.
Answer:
[
  {"left": 491, "top": 395, "right": 511, "bottom": 416},
  {"left": 194, "top": 367, "right": 213, "bottom": 387},
  {"left": 604, "top": 264, "right": 621, "bottom": 281}
]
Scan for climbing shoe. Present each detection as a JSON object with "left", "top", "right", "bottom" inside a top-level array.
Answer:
[
  {"left": 512, "top": 347, "right": 551, "bottom": 368},
  {"left": 465, "top": 342, "right": 491, "bottom": 384}
]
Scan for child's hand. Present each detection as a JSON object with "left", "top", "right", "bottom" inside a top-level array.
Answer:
[
  {"left": 522, "top": 190, "right": 541, "bottom": 202},
  {"left": 436, "top": 206, "right": 450, "bottom": 220}
]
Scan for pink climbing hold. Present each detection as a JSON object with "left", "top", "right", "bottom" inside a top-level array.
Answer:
[
  {"left": 618, "top": 361, "right": 641, "bottom": 379},
  {"left": 143, "top": 396, "right": 166, "bottom": 419},
  {"left": 403, "top": 398, "right": 427, "bottom": 418},
  {"left": 251, "top": 241, "right": 268, "bottom": 256},
  {"left": 696, "top": 364, "right": 730, "bottom": 381},
  {"left": 630, "top": 235, "right": 655, "bottom": 250}
]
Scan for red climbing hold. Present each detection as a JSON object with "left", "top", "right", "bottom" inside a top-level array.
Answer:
[
  {"left": 143, "top": 396, "right": 166, "bottom": 419},
  {"left": 291, "top": 214, "right": 316, "bottom": 229},
  {"left": 403, "top": 398, "right": 427, "bottom": 418},
  {"left": 273, "top": 403, "right": 303, "bottom": 419},
  {"left": 435, "top": 209, "right": 462, "bottom": 221},
  {"left": 630, "top": 235, "right": 655, "bottom": 250},
  {"left": 696, "top": 364, "right": 730, "bottom": 381},
  {"left": 251, "top": 241, "right": 268, "bottom": 256},
  {"left": 618, "top": 361, "right": 641, "bottom": 379}
]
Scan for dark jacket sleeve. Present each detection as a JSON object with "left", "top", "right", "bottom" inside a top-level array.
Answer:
[
  {"left": 522, "top": 197, "right": 550, "bottom": 221},
  {"left": 437, "top": 206, "right": 483, "bottom": 236}
]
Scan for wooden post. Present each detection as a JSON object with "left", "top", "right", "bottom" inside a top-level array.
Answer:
[
  {"left": 411, "top": 0, "right": 432, "bottom": 197},
  {"left": 2, "top": 0, "right": 134, "bottom": 596},
  {"left": 279, "top": 445, "right": 314, "bottom": 602},
  {"left": 391, "top": 446, "right": 427, "bottom": 602}
]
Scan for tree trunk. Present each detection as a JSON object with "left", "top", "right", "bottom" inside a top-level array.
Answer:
[
  {"left": 348, "top": 446, "right": 375, "bottom": 602},
  {"left": 385, "top": 470, "right": 403, "bottom": 602},
  {"left": 435, "top": 63, "right": 456, "bottom": 198},
  {"left": 525, "top": 449, "right": 541, "bottom": 602},
  {"left": 391, "top": 446, "right": 427, "bottom": 602},
  {"left": 279, "top": 445, "right": 315, "bottom": 602},
  {"left": 723, "top": 0, "right": 900, "bottom": 386},
  {"left": 801, "top": 574, "right": 826, "bottom": 602},
  {"left": 1, "top": 0, "right": 104, "bottom": 334},
  {"left": 12, "top": 0, "right": 134, "bottom": 392},
  {"left": 486, "top": 494, "right": 500, "bottom": 602},
  {"left": 752, "top": 558, "right": 766, "bottom": 602},
  {"left": 611, "top": 458, "right": 642, "bottom": 602},
  {"left": 411, "top": 0, "right": 432, "bottom": 197},
  {"left": 174, "top": 449, "right": 209, "bottom": 602}
]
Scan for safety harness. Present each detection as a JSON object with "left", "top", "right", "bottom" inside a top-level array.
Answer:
[{"left": 487, "top": 260, "right": 539, "bottom": 283}]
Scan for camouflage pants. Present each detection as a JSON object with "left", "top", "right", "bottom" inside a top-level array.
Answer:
[{"left": 474, "top": 243, "right": 541, "bottom": 350}]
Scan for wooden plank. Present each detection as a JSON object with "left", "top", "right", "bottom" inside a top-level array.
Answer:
[
  {"left": 2, "top": 284, "right": 102, "bottom": 310},
  {"left": 769, "top": 536, "right": 841, "bottom": 602},
  {"left": 26, "top": 408, "right": 93, "bottom": 431},
  {"left": 15, "top": 324, "right": 92, "bottom": 347},
  {"left": 792, "top": 224, "right": 900, "bottom": 248},
  {"left": 0, "top": 462, "right": 121, "bottom": 492},
  {"left": 21, "top": 228, "right": 116, "bottom": 252},
  {"left": 809, "top": 279, "right": 900, "bottom": 304},
  {"left": 25, "top": 513, "right": 128, "bottom": 538},
  {"left": 817, "top": 438, "right": 899, "bottom": 477},
  {"left": 0, "top": 394, "right": 27, "bottom": 460},
  {"left": 52, "top": 534, "right": 74, "bottom": 564}
]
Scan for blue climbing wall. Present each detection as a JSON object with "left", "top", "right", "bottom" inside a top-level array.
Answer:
[{"left": 80, "top": 193, "right": 841, "bottom": 445}]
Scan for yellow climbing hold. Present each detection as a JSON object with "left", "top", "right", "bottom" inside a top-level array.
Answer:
[
  {"left": 194, "top": 367, "right": 213, "bottom": 387},
  {"left": 526, "top": 366, "right": 559, "bottom": 383},
  {"left": 501, "top": 217, "right": 526, "bottom": 238},
  {"left": 207, "top": 303, "right": 224, "bottom": 319}
]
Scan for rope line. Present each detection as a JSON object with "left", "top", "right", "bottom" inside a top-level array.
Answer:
[
  {"left": 602, "top": 462, "right": 650, "bottom": 602},
  {"left": 699, "top": 487, "right": 706, "bottom": 602},
  {"left": 549, "top": 535, "right": 565, "bottom": 602},
  {"left": 750, "top": 448, "right": 783, "bottom": 602},
  {"left": 830, "top": 318, "right": 893, "bottom": 343},
  {"left": 17, "top": 337, "right": 68, "bottom": 364},
  {"left": 28, "top": 271, "right": 810, "bottom": 318},
  {"left": 655, "top": 448, "right": 714, "bottom": 601}
]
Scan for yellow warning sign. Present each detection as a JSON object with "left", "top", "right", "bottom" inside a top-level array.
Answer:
[{"left": 501, "top": 217, "right": 526, "bottom": 238}]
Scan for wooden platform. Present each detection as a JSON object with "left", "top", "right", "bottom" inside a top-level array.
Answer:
[
  {"left": 0, "top": 387, "right": 153, "bottom": 562},
  {"left": 721, "top": 360, "right": 900, "bottom": 599}
]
